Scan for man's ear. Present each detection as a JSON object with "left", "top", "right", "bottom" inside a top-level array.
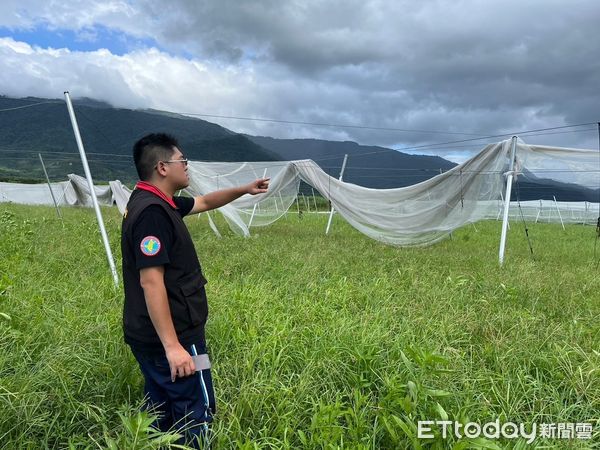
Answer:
[{"left": 155, "top": 161, "right": 167, "bottom": 178}]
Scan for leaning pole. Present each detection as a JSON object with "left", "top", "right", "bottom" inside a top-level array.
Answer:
[
  {"left": 325, "top": 154, "right": 348, "bottom": 235},
  {"left": 498, "top": 136, "right": 518, "bottom": 266},
  {"left": 64, "top": 91, "right": 119, "bottom": 287}
]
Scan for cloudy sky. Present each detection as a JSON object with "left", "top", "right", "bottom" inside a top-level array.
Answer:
[{"left": 0, "top": 0, "right": 599, "bottom": 162}]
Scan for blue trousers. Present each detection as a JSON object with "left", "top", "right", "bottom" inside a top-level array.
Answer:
[{"left": 131, "top": 343, "right": 216, "bottom": 448}]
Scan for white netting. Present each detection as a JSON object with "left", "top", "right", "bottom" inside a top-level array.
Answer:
[
  {"left": 0, "top": 174, "right": 131, "bottom": 213},
  {"left": 482, "top": 199, "right": 599, "bottom": 224},
  {"left": 183, "top": 138, "right": 598, "bottom": 245},
  {"left": 185, "top": 161, "right": 300, "bottom": 236},
  {"left": 2, "top": 138, "right": 598, "bottom": 246},
  {"left": 184, "top": 140, "right": 510, "bottom": 245},
  {"left": 517, "top": 143, "right": 600, "bottom": 190}
]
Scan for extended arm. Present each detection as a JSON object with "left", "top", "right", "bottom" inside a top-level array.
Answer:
[{"left": 189, "top": 178, "right": 269, "bottom": 214}]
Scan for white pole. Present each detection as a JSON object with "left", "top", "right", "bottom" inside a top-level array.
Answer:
[
  {"left": 206, "top": 211, "right": 222, "bottom": 238},
  {"left": 279, "top": 192, "right": 286, "bottom": 217},
  {"left": 553, "top": 195, "right": 565, "bottom": 230},
  {"left": 248, "top": 168, "right": 267, "bottom": 228},
  {"left": 64, "top": 92, "right": 119, "bottom": 287},
  {"left": 499, "top": 137, "right": 518, "bottom": 266},
  {"left": 38, "top": 153, "right": 63, "bottom": 220},
  {"left": 497, "top": 193, "right": 509, "bottom": 229},
  {"left": 326, "top": 154, "right": 348, "bottom": 234}
]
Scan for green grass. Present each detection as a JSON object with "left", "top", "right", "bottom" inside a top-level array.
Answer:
[{"left": 0, "top": 204, "right": 598, "bottom": 449}]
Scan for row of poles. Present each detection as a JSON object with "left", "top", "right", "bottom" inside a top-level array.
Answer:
[
  {"left": 58, "top": 93, "right": 586, "bottom": 285},
  {"left": 61, "top": 89, "right": 353, "bottom": 288}
]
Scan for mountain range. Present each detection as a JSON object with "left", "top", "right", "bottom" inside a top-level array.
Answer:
[
  {"left": 0, "top": 96, "right": 596, "bottom": 201},
  {"left": 0, "top": 96, "right": 456, "bottom": 189}
]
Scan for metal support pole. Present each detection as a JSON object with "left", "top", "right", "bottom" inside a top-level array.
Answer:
[
  {"left": 279, "top": 192, "right": 286, "bottom": 217},
  {"left": 206, "top": 211, "right": 222, "bottom": 238},
  {"left": 248, "top": 168, "right": 267, "bottom": 227},
  {"left": 64, "top": 91, "right": 119, "bottom": 287},
  {"left": 326, "top": 154, "right": 348, "bottom": 234},
  {"left": 497, "top": 192, "right": 509, "bottom": 229},
  {"left": 499, "top": 136, "right": 518, "bottom": 266},
  {"left": 38, "top": 153, "right": 63, "bottom": 220},
  {"left": 553, "top": 196, "right": 565, "bottom": 230}
]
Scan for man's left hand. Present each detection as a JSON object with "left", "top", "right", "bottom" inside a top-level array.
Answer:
[{"left": 247, "top": 178, "right": 270, "bottom": 195}]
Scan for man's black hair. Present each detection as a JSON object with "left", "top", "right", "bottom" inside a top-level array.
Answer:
[{"left": 133, "top": 133, "right": 180, "bottom": 181}]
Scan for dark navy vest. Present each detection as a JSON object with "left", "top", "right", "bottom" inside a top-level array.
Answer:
[{"left": 121, "top": 189, "right": 208, "bottom": 350}]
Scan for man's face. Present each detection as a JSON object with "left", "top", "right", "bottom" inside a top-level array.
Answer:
[{"left": 158, "top": 146, "right": 189, "bottom": 189}]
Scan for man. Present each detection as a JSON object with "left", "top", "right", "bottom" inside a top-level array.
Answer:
[{"left": 121, "top": 133, "right": 268, "bottom": 447}]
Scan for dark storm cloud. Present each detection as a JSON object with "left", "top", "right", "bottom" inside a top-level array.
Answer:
[{"left": 136, "top": 0, "right": 600, "bottom": 147}]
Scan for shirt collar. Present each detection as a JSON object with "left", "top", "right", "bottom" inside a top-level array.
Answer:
[{"left": 135, "top": 181, "right": 178, "bottom": 209}]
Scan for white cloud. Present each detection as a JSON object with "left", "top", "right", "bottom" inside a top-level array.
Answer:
[
  {"left": 0, "top": 37, "right": 34, "bottom": 54},
  {"left": 0, "top": 1, "right": 599, "bottom": 158},
  {"left": 0, "top": 1, "right": 144, "bottom": 34}
]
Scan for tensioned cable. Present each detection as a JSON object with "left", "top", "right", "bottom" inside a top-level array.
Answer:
[
  {"left": 5, "top": 149, "right": 600, "bottom": 176},
  {"left": 512, "top": 128, "right": 597, "bottom": 138},
  {"left": 178, "top": 111, "right": 488, "bottom": 136},
  {"left": 514, "top": 173, "right": 535, "bottom": 259},
  {"left": 3, "top": 100, "right": 592, "bottom": 166},
  {"left": 181, "top": 123, "right": 598, "bottom": 176},
  {"left": 7, "top": 126, "right": 588, "bottom": 168},
  {"left": 0, "top": 148, "right": 132, "bottom": 159},
  {"left": 0, "top": 97, "right": 594, "bottom": 147},
  {"left": 185, "top": 160, "right": 600, "bottom": 179},
  {"left": 308, "top": 124, "right": 597, "bottom": 164},
  {"left": 1, "top": 101, "right": 596, "bottom": 178},
  {"left": 1, "top": 99, "right": 592, "bottom": 143},
  {"left": 7, "top": 153, "right": 600, "bottom": 182},
  {"left": 0, "top": 100, "right": 63, "bottom": 112},
  {"left": 403, "top": 129, "right": 597, "bottom": 153}
]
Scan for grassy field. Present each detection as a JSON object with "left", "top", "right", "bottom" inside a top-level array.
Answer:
[{"left": 0, "top": 203, "right": 598, "bottom": 449}]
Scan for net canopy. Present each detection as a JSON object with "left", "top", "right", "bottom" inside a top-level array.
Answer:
[
  {"left": 2, "top": 138, "right": 598, "bottom": 246},
  {"left": 517, "top": 143, "right": 599, "bottom": 190},
  {"left": 184, "top": 138, "right": 599, "bottom": 246},
  {"left": 187, "top": 141, "right": 505, "bottom": 245},
  {"left": 0, "top": 174, "right": 131, "bottom": 213}
]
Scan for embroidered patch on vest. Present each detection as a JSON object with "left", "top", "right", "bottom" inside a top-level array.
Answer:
[{"left": 140, "top": 236, "right": 161, "bottom": 256}]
